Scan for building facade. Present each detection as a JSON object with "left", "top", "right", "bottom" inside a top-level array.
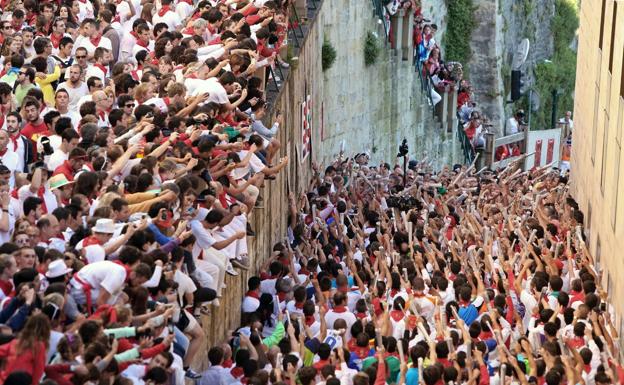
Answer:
[{"left": 570, "top": 0, "right": 624, "bottom": 325}]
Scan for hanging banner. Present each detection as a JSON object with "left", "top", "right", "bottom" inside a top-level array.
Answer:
[{"left": 301, "top": 95, "right": 312, "bottom": 163}]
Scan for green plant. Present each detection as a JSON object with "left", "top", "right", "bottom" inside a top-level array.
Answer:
[
  {"left": 443, "top": 0, "right": 477, "bottom": 68},
  {"left": 521, "top": 0, "right": 578, "bottom": 130},
  {"left": 364, "top": 31, "right": 380, "bottom": 66},
  {"left": 322, "top": 39, "right": 337, "bottom": 71}
]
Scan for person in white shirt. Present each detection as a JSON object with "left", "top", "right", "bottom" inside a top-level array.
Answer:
[
  {"left": 69, "top": 259, "right": 152, "bottom": 311},
  {"left": 190, "top": 208, "right": 246, "bottom": 296},
  {"left": 152, "top": 0, "right": 182, "bottom": 30},
  {"left": 53, "top": 90, "right": 81, "bottom": 129},
  {"left": 75, "top": 19, "right": 113, "bottom": 57},
  {"left": 85, "top": 47, "right": 112, "bottom": 83},
  {"left": 506, "top": 110, "right": 525, "bottom": 135},
  {"left": 324, "top": 292, "right": 357, "bottom": 340},
  {"left": 47, "top": 128, "right": 80, "bottom": 173},
  {"left": 0, "top": 179, "right": 15, "bottom": 245},
  {"left": 0, "top": 130, "right": 19, "bottom": 189},
  {"left": 57, "top": 64, "right": 90, "bottom": 111}
]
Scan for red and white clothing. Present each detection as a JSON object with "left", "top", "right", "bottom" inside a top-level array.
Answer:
[
  {"left": 75, "top": 34, "right": 113, "bottom": 56},
  {"left": 0, "top": 147, "right": 19, "bottom": 189},
  {"left": 69, "top": 260, "right": 128, "bottom": 306},
  {"left": 152, "top": 5, "right": 182, "bottom": 30},
  {"left": 75, "top": 236, "right": 107, "bottom": 263},
  {"left": 324, "top": 305, "right": 357, "bottom": 339},
  {"left": 85, "top": 63, "right": 109, "bottom": 83}
]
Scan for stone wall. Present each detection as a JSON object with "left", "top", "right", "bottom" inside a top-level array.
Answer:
[
  {"left": 465, "top": 0, "right": 556, "bottom": 133},
  {"left": 309, "top": 0, "right": 461, "bottom": 169}
]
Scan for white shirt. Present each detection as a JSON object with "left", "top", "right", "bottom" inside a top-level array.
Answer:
[
  {"left": 57, "top": 81, "right": 90, "bottom": 112},
  {"left": 17, "top": 184, "right": 58, "bottom": 214},
  {"left": 0, "top": 149, "right": 19, "bottom": 189},
  {"left": 152, "top": 9, "right": 182, "bottom": 30},
  {"left": 324, "top": 308, "right": 357, "bottom": 339},
  {"left": 70, "top": 260, "right": 127, "bottom": 304},
  {"left": 75, "top": 35, "right": 113, "bottom": 56}
]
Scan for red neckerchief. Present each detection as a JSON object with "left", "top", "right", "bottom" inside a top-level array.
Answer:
[
  {"left": 304, "top": 315, "right": 315, "bottom": 326},
  {"left": 0, "top": 147, "right": 8, "bottom": 157},
  {"left": 37, "top": 186, "right": 48, "bottom": 213},
  {"left": 459, "top": 299, "right": 471, "bottom": 307},
  {"left": 158, "top": 5, "right": 171, "bottom": 17},
  {"left": 245, "top": 290, "right": 259, "bottom": 299},
  {"left": 0, "top": 279, "right": 13, "bottom": 296},
  {"left": 332, "top": 305, "right": 347, "bottom": 313},
  {"left": 337, "top": 286, "right": 348, "bottom": 294},
  {"left": 207, "top": 23, "right": 216, "bottom": 35},
  {"left": 50, "top": 32, "right": 63, "bottom": 48},
  {"left": 390, "top": 288, "right": 399, "bottom": 297},
  {"left": 132, "top": 32, "right": 148, "bottom": 48},
  {"left": 186, "top": 73, "right": 198, "bottom": 79},
  {"left": 231, "top": 366, "right": 244, "bottom": 379},
  {"left": 82, "top": 236, "right": 102, "bottom": 247},
  {"left": 182, "top": 26, "right": 194, "bottom": 35},
  {"left": 178, "top": 0, "right": 193, "bottom": 5},
  {"left": 294, "top": 301, "right": 304, "bottom": 309},
  {"left": 389, "top": 310, "right": 404, "bottom": 322},
  {"left": 163, "top": 97, "right": 171, "bottom": 105},
  {"left": 277, "top": 292, "right": 286, "bottom": 302},
  {"left": 355, "top": 311, "right": 368, "bottom": 319},
  {"left": 90, "top": 34, "right": 102, "bottom": 47},
  {"left": 112, "top": 260, "right": 133, "bottom": 283},
  {"left": 93, "top": 63, "right": 107, "bottom": 76},
  {"left": 97, "top": 111, "right": 107, "bottom": 121}
]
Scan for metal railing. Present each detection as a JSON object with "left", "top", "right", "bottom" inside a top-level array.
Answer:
[
  {"left": 414, "top": 60, "right": 435, "bottom": 117},
  {"left": 371, "top": 0, "right": 389, "bottom": 41},
  {"left": 456, "top": 113, "right": 476, "bottom": 164}
]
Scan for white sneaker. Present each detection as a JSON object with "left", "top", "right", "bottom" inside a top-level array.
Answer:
[{"left": 226, "top": 263, "right": 239, "bottom": 276}]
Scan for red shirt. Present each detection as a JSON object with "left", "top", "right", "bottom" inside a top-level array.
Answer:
[
  {"left": 53, "top": 160, "right": 75, "bottom": 181},
  {"left": 21, "top": 120, "right": 50, "bottom": 149},
  {"left": 0, "top": 340, "right": 47, "bottom": 385}
]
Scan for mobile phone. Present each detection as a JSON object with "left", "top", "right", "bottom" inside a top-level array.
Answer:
[
  {"left": 161, "top": 211, "right": 168, "bottom": 220},
  {"left": 168, "top": 321, "right": 174, "bottom": 334},
  {"left": 109, "top": 334, "right": 115, "bottom": 345}
]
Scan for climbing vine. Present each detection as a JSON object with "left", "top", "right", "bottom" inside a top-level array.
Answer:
[
  {"left": 364, "top": 31, "right": 380, "bottom": 67},
  {"left": 443, "top": 0, "right": 477, "bottom": 67},
  {"left": 523, "top": 0, "right": 578, "bottom": 129},
  {"left": 322, "top": 39, "right": 337, "bottom": 71}
]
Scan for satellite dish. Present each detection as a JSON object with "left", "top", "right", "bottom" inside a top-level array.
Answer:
[{"left": 512, "top": 38, "right": 530, "bottom": 70}]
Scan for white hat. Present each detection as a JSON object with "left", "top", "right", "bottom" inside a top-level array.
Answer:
[
  {"left": 45, "top": 259, "right": 73, "bottom": 278},
  {"left": 93, "top": 218, "right": 116, "bottom": 234}
]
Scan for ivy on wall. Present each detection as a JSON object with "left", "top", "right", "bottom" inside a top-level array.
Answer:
[
  {"left": 443, "top": 0, "right": 477, "bottom": 67},
  {"left": 364, "top": 31, "right": 380, "bottom": 66},
  {"left": 322, "top": 39, "right": 337, "bottom": 71},
  {"left": 523, "top": 0, "right": 578, "bottom": 130}
]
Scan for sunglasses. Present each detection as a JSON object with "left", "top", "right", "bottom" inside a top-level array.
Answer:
[
  {"left": 76, "top": 55, "right": 87, "bottom": 59},
  {"left": 125, "top": 103, "right": 135, "bottom": 108}
]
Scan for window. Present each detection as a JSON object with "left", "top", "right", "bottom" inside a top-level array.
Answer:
[
  {"left": 595, "top": 236, "right": 602, "bottom": 272},
  {"left": 592, "top": 84, "right": 600, "bottom": 164},
  {"left": 613, "top": 142, "right": 621, "bottom": 230},
  {"left": 600, "top": 0, "right": 607, "bottom": 49},
  {"left": 601, "top": 111, "right": 609, "bottom": 193},
  {"left": 621, "top": 44, "right": 624, "bottom": 97},
  {"left": 609, "top": 2, "right": 618, "bottom": 72}
]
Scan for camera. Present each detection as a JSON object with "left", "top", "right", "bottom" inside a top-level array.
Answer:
[{"left": 398, "top": 139, "right": 409, "bottom": 157}]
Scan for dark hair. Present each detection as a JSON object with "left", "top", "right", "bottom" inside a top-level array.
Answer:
[{"left": 23, "top": 197, "right": 43, "bottom": 216}]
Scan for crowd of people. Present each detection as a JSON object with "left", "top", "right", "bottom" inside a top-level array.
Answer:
[
  {"left": 0, "top": 0, "right": 611, "bottom": 385},
  {"left": 225, "top": 153, "right": 622, "bottom": 385},
  {"left": 0, "top": 0, "right": 295, "bottom": 383}
]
